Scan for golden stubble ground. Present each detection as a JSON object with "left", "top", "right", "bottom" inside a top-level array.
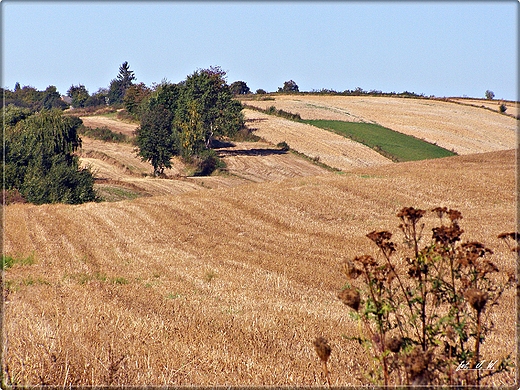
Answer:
[
  {"left": 3, "top": 147, "right": 516, "bottom": 386},
  {"left": 242, "top": 95, "right": 517, "bottom": 155}
]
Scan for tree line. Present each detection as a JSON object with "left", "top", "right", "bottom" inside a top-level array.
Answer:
[{"left": 2, "top": 62, "right": 247, "bottom": 204}]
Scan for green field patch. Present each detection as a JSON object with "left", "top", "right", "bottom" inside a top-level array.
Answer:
[{"left": 302, "top": 120, "right": 456, "bottom": 162}]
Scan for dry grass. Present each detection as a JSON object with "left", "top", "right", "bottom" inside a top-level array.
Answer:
[
  {"left": 243, "top": 109, "right": 392, "bottom": 170},
  {"left": 449, "top": 98, "right": 519, "bottom": 119},
  {"left": 4, "top": 147, "right": 516, "bottom": 386},
  {"left": 242, "top": 95, "right": 518, "bottom": 155},
  {"left": 80, "top": 116, "right": 139, "bottom": 137}
]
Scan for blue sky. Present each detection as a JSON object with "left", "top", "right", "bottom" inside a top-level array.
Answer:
[{"left": 2, "top": 1, "right": 518, "bottom": 100}]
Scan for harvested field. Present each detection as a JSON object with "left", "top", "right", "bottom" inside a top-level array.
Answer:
[
  {"left": 4, "top": 148, "right": 516, "bottom": 386},
  {"left": 449, "top": 98, "right": 519, "bottom": 118},
  {"left": 244, "top": 109, "right": 392, "bottom": 170},
  {"left": 79, "top": 136, "right": 332, "bottom": 198},
  {"left": 80, "top": 115, "right": 139, "bottom": 137},
  {"left": 242, "top": 95, "right": 518, "bottom": 155}
]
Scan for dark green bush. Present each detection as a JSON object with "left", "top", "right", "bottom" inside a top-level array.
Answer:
[
  {"left": 4, "top": 110, "right": 97, "bottom": 204},
  {"left": 78, "top": 125, "right": 128, "bottom": 143}
]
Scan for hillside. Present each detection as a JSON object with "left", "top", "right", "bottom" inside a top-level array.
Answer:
[
  {"left": 3, "top": 95, "right": 517, "bottom": 386},
  {"left": 242, "top": 95, "right": 517, "bottom": 155}
]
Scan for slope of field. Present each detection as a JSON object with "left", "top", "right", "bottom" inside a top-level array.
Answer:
[
  {"left": 244, "top": 109, "right": 392, "bottom": 170},
  {"left": 4, "top": 149, "right": 516, "bottom": 386},
  {"left": 79, "top": 135, "right": 332, "bottom": 199},
  {"left": 80, "top": 115, "right": 139, "bottom": 137},
  {"left": 242, "top": 95, "right": 518, "bottom": 155},
  {"left": 449, "top": 98, "right": 519, "bottom": 119}
]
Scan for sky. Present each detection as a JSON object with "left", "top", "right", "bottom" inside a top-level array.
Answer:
[{"left": 1, "top": 1, "right": 518, "bottom": 100}]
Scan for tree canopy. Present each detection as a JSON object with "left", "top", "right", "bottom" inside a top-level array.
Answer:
[
  {"left": 3, "top": 110, "right": 96, "bottom": 204},
  {"left": 134, "top": 66, "right": 244, "bottom": 175}
]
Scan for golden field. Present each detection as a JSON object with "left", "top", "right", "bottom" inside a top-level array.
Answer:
[
  {"left": 242, "top": 95, "right": 517, "bottom": 155},
  {"left": 2, "top": 95, "right": 518, "bottom": 386}
]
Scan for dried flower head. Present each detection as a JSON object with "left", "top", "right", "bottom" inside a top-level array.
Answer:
[
  {"left": 447, "top": 209, "right": 462, "bottom": 222},
  {"left": 498, "top": 232, "right": 520, "bottom": 253},
  {"left": 313, "top": 337, "right": 332, "bottom": 363},
  {"left": 465, "top": 288, "right": 489, "bottom": 312},
  {"left": 387, "top": 336, "right": 403, "bottom": 353},
  {"left": 366, "top": 230, "right": 393, "bottom": 245},
  {"left": 432, "top": 206, "right": 448, "bottom": 219},
  {"left": 338, "top": 288, "right": 361, "bottom": 311},
  {"left": 404, "top": 347, "right": 433, "bottom": 385},
  {"left": 354, "top": 254, "right": 377, "bottom": 267},
  {"left": 432, "top": 224, "right": 463, "bottom": 245},
  {"left": 398, "top": 207, "right": 426, "bottom": 223}
]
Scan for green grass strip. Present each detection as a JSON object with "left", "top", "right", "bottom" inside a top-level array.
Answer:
[{"left": 302, "top": 119, "right": 456, "bottom": 162}]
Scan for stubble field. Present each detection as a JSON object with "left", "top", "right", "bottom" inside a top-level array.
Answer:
[{"left": 3, "top": 95, "right": 518, "bottom": 386}]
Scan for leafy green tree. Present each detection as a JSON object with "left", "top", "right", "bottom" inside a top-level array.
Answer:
[
  {"left": 134, "top": 67, "right": 244, "bottom": 175},
  {"left": 124, "top": 82, "right": 151, "bottom": 118},
  {"left": 108, "top": 61, "right": 136, "bottom": 105},
  {"left": 278, "top": 80, "right": 299, "bottom": 93},
  {"left": 85, "top": 87, "right": 109, "bottom": 107},
  {"left": 230, "top": 80, "right": 250, "bottom": 95},
  {"left": 4, "top": 110, "right": 96, "bottom": 204},
  {"left": 485, "top": 90, "right": 495, "bottom": 100},
  {"left": 135, "top": 82, "right": 181, "bottom": 175},
  {"left": 42, "top": 86, "right": 68, "bottom": 110},
  {"left": 175, "top": 67, "right": 244, "bottom": 155},
  {"left": 67, "top": 84, "right": 90, "bottom": 108}
]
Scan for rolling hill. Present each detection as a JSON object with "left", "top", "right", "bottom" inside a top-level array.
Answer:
[{"left": 3, "top": 95, "right": 517, "bottom": 386}]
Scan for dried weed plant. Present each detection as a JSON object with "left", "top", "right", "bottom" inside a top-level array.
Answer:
[{"left": 334, "top": 206, "right": 517, "bottom": 386}]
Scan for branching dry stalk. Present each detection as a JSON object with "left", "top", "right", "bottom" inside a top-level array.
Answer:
[{"left": 335, "top": 206, "right": 516, "bottom": 386}]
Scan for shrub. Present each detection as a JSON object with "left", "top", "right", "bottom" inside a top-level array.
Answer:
[
  {"left": 193, "top": 149, "right": 226, "bottom": 176},
  {"left": 333, "top": 207, "right": 516, "bottom": 386},
  {"left": 499, "top": 104, "right": 507, "bottom": 113},
  {"left": 277, "top": 141, "right": 290, "bottom": 151},
  {"left": 78, "top": 125, "right": 128, "bottom": 143}
]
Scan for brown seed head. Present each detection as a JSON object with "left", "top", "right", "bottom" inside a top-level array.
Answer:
[
  {"left": 465, "top": 288, "right": 489, "bottom": 312},
  {"left": 313, "top": 337, "right": 331, "bottom": 363},
  {"left": 388, "top": 336, "right": 403, "bottom": 353},
  {"left": 338, "top": 288, "right": 361, "bottom": 311},
  {"left": 405, "top": 347, "right": 432, "bottom": 382}
]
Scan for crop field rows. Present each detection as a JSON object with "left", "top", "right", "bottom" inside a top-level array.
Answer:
[{"left": 3, "top": 95, "right": 518, "bottom": 386}]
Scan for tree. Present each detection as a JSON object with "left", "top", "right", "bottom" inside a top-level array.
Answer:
[
  {"left": 278, "top": 80, "right": 299, "bottom": 93},
  {"left": 108, "top": 61, "right": 136, "bottom": 105},
  {"left": 42, "top": 86, "right": 68, "bottom": 110},
  {"left": 123, "top": 82, "right": 151, "bottom": 118},
  {"left": 174, "top": 66, "right": 244, "bottom": 156},
  {"left": 4, "top": 110, "right": 96, "bottom": 204},
  {"left": 230, "top": 81, "right": 250, "bottom": 95},
  {"left": 67, "top": 84, "right": 90, "bottom": 108},
  {"left": 134, "top": 66, "right": 245, "bottom": 175},
  {"left": 134, "top": 82, "right": 181, "bottom": 176},
  {"left": 485, "top": 90, "right": 495, "bottom": 100}
]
